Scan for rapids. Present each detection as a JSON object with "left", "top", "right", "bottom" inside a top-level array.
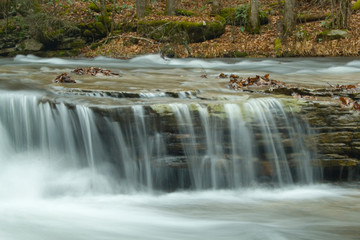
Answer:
[{"left": 0, "top": 55, "right": 360, "bottom": 240}]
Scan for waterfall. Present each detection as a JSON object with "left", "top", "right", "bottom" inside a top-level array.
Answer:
[{"left": 0, "top": 91, "right": 317, "bottom": 194}]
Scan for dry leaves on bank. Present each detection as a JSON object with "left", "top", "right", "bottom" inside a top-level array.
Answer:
[{"left": 72, "top": 67, "right": 120, "bottom": 77}]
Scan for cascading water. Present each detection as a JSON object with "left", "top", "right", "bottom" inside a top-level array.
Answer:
[
  {"left": 170, "top": 99, "right": 317, "bottom": 189},
  {"left": 2, "top": 56, "right": 360, "bottom": 240},
  {"left": 0, "top": 91, "right": 317, "bottom": 194}
]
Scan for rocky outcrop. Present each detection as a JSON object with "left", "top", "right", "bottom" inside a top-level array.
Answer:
[
  {"left": 45, "top": 86, "right": 360, "bottom": 183},
  {"left": 296, "top": 99, "right": 360, "bottom": 181}
]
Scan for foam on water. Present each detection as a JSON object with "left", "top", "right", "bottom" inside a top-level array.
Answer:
[
  {"left": 0, "top": 183, "right": 359, "bottom": 240},
  {"left": 12, "top": 54, "right": 360, "bottom": 75}
]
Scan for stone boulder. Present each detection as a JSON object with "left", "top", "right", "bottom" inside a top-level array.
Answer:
[
  {"left": 317, "top": 29, "right": 349, "bottom": 41},
  {"left": 22, "top": 38, "right": 44, "bottom": 51},
  {"left": 137, "top": 16, "right": 226, "bottom": 43}
]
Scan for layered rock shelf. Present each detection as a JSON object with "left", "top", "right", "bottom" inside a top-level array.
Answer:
[
  {"left": 45, "top": 83, "right": 360, "bottom": 183},
  {"left": 298, "top": 99, "right": 360, "bottom": 181}
]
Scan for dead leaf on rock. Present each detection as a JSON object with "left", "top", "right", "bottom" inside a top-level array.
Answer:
[
  {"left": 53, "top": 73, "right": 76, "bottom": 83},
  {"left": 72, "top": 67, "right": 120, "bottom": 77},
  {"left": 228, "top": 73, "right": 286, "bottom": 90}
]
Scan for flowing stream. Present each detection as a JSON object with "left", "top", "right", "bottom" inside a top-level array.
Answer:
[{"left": 0, "top": 55, "right": 360, "bottom": 240}]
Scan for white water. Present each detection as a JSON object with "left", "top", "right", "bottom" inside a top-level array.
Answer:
[
  {"left": 12, "top": 54, "right": 360, "bottom": 75},
  {"left": 1, "top": 56, "right": 360, "bottom": 239}
]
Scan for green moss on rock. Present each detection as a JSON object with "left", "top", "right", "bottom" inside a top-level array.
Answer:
[
  {"left": 224, "top": 50, "right": 248, "bottom": 58},
  {"left": 175, "top": 9, "right": 196, "bottom": 17},
  {"left": 219, "top": 6, "right": 268, "bottom": 27},
  {"left": 89, "top": 2, "right": 101, "bottom": 13},
  {"left": 137, "top": 17, "right": 225, "bottom": 43},
  {"left": 353, "top": 0, "right": 360, "bottom": 11},
  {"left": 317, "top": 29, "right": 349, "bottom": 41},
  {"left": 219, "top": 7, "right": 240, "bottom": 25}
]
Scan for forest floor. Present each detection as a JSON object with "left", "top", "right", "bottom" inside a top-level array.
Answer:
[
  {"left": 3, "top": 0, "right": 360, "bottom": 58},
  {"left": 78, "top": 0, "right": 360, "bottom": 58}
]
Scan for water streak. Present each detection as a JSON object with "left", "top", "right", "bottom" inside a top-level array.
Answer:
[{"left": 0, "top": 91, "right": 316, "bottom": 194}]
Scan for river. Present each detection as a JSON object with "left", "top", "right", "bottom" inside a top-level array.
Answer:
[{"left": 0, "top": 55, "right": 360, "bottom": 240}]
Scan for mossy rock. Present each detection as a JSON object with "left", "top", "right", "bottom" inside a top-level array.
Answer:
[
  {"left": 175, "top": 9, "right": 196, "bottom": 17},
  {"left": 219, "top": 7, "right": 240, "bottom": 25},
  {"left": 89, "top": 2, "right": 101, "bottom": 13},
  {"left": 223, "top": 50, "right": 248, "bottom": 58},
  {"left": 317, "top": 29, "right": 349, "bottom": 41},
  {"left": 38, "top": 29, "right": 65, "bottom": 48},
  {"left": 57, "top": 38, "right": 86, "bottom": 50},
  {"left": 353, "top": 0, "right": 360, "bottom": 11},
  {"left": 219, "top": 6, "right": 268, "bottom": 26},
  {"left": 137, "top": 16, "right": 226, "bottom": 43},
  {"left": 95, "top": 22, "right": 107, "bottom": 35},
  {"left": 83, "top": 29, "right": 93, "bottom": 38},
  {"left": 80, "top": 21, "right": 108, "bottom": 40},
  {"left": 97, "top": 14, "right": 111, "bottom": 27},
  {"left": 296, "top": 13, "right": 329, "bottom": 23},
  {"left": 117, "top": 22, "right": 137, "bottom": 32}
]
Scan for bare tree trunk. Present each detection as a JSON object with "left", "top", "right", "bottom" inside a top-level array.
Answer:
[
  {"left": 248, "top": 0, "right": 260, "bottom": 34},
  {"left": 5, "top": 0, "right": 9, "bottom": 35},
  {"left": 331, "top": 0, "right": 351, "bottom": 29},
  {"left": 136, "top": 0, "right": 147, "bottom": 18},
  {"left": 166, "top": 0, "right": 176, "bottom": 15},
  {"left": 110, "top": 0, "right": 115, "bottom": 34},
  {"left": 283, "top": 0, "right": 296, "bottom": 35},
  {"left": 100, "top": 0, "right": 109, "bottom": 35}
]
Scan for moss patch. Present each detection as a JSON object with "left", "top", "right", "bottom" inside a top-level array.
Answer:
[
  {"left": 175, "top": 9, "right": 196, "bottom": 17},
  {"left": 137, "top": 16, "right": 226, "bottom": 43},
  {"left": 317, "top": 29, "right": 349, "bottom": 41},
  {"left": 353, "top": 0, "right": 360, "bottom": 11},
  {"left": 219, "top": 6, "right": 268, "bottom": 27}
]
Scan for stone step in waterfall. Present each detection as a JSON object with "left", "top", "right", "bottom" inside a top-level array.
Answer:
[{"left": 0, "top": 91, "right": 357, "bottom": 191}]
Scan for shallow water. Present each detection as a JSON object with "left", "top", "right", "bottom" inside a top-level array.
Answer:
[
  {"left": 1, "top": 55, "right": 360, "bottom": 240},
  {"left": 2, "top": 55, "right": 360, "bottom": 95},
  {"left": 1, "top": 183, "right": 360, "bottom": 240}
]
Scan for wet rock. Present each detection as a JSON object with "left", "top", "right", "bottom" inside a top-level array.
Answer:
[
  {"left": 53, "top": 73, "right": 76, "bottom": 83},
  {"left": 0, "top": 47, "right": 16, "bottom": 56},
  {"left": 72, "top": 67, "right": 119, "bottom": 77},
  {"left": 316, "top": 158, "right": 358, "bottom": 168},
  {"left": 227, "top": 74, "right": 286, "bottom": 90}
]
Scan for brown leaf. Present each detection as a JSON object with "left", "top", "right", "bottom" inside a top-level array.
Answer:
[
  {"left": 353, "top": 102, "right": 360, "bottom": 111},
  {"left": 346, "top": 84, "right": 356, "bottom": 90},
  {"left": 219, "top": 73, "right": 228, "bottom": 78},
  {"left": 339, "top": 97, "right": 351, "bottom": 106}
]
